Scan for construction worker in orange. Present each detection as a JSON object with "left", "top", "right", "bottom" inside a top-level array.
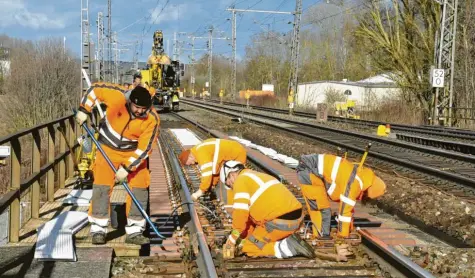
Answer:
[
  {"left": 75, "top": 83, "right": 159, "bottom": 245},
  {"left": 296, "top": 154, "right": 386, "bottom": 239},
  {"left": 178, "top": 138, "right": 247, "bottom": 203},
  {"left": 220, "top": 161, "right": 315, "bottom": 259}
]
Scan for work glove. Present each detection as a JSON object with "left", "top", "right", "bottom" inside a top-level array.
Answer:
[
  {"left": 223, "top": 237, "right": 236, "bottom": 259},
  {"left": 75, "top": 110, "right": 88, "bottom": 126},
  {"left": 191, "top": 189, "right": 203, "bottom": 201},
  {"left": 115, "top": 166, "right": 129, "bottom": 183}
]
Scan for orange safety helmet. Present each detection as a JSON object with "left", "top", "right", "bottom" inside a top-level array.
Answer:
[
  {"left": 178, "top": 149, "right": 191, "bottom": 165},
  {"left": 367, "top": 175, "right": 386, "bottom": 199}
]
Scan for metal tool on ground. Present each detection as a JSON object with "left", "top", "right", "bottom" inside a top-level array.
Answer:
[{"left": 79, "top": 121, "right": 166, "bottom": 240}]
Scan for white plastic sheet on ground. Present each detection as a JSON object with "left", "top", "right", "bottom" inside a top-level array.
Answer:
[
  {"left": 229, "top": 136, "right": 299, "bottom": 168},
  {"left": 62, "top": 190, "right": 93, "bottom": 206},
  {"left": 170, "top": 128, "right": 202, "bottom": 146},
  {"left": 34, "top": 211, "right": 89, "bottom": 261}
]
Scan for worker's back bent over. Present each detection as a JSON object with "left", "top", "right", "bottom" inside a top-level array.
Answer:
[
  {"left": 178, "top": 138, "right": 247, "bottom": 203},
  {"left": 75, "top": 82, "right": 160, "bottom": 245},
  {"left": 220, "top": 161, "right": 315, "bottom": 259},
  {"left": 296, "top": 154, "right": 386, "bottom": 239}
]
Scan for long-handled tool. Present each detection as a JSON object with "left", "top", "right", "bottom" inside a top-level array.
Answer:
[
  {"left": 79, "top": 121, "right": 166, "bottom": 239},
  {"left": 82, "top": 69, "right": 105, "bottom": 119},
  {"left": 358, "top": 143, "right": 372, "bottom": 171}
]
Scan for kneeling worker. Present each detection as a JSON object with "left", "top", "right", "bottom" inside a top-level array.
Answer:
[
  {"left": 296, "top": 154, "right": 386, "bottom": 239},
  {"left": 75, "top": 84, "right": 159, "bottom": 245},
  {"left": 179, "top": 138, "right": 246, "bottom": 202},
  {"left": 220, "top": 161, "right": 315, "bottom": 259}
]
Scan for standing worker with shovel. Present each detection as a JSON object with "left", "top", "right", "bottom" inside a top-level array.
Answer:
[{"left": 75, "top": 83, "right": 160, "bottom": 245}]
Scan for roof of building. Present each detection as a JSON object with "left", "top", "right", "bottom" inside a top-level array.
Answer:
[{"left": 298, "top": 73, "right": 399, "bottom": 88}]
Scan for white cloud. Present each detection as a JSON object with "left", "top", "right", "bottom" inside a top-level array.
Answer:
[
  {"left": 149, "top": 2, "right": 200, "bottom": 24},
  {"left": 0, "top": 0, "right": 65, "bottom": 29}
]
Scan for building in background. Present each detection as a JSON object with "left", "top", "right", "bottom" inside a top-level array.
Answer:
[
  {"left": 296, "top": 73, "right": 400, "bottom": 111},
  {"left": 0, "top": 47, "right": 11, "bottom": 77}
]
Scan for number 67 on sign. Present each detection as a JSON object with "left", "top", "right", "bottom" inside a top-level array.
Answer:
[{"left": 431, "top": 68, "right": 445, "bottom": 88}]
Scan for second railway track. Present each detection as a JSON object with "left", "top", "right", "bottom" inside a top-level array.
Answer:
[
  {"left": 201, "top": 98, "right": 475, "bottom": 153},
  {"left": 180, "top": 99, "right": 475, "bottom": 201}
]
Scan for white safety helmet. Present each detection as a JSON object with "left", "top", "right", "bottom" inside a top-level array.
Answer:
[{"left": 220, "top": 160, "right": 245, "bottom": 185}]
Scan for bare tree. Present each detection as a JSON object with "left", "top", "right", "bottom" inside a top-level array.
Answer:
[
  {"left": 0, "top": 37, "right": 80, "bottom": 133},
  {"left": 356, "top": 0, "right": 441, "bottom": 122}
]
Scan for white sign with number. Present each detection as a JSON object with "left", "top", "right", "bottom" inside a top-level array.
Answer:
[
  {"left": 432, "top": 69, "right": 445, "bottom": 88},
  {"left": 0, "top": 146, "right": 10, "bottom": 158}
]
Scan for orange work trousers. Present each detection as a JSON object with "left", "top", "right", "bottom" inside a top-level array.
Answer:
[
  {"left": 89, "top": 144, "right": 150, "bottom": 218},
  {"left": 241, "top": 218, "right": 300, "bottom": 258}
]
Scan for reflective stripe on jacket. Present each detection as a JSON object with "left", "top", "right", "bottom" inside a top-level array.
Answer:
[
  {"left": 230, "top": 169, "right": 302, "bottom": 241},
  {"left": 79, "top": 82, "right": 160, "bottom": 172},
  {"left": 190, "top": 138, "right": 246, "bottom": 192},
  {"left": 297, "top": 154, "right": 375, "bottom": 229}
]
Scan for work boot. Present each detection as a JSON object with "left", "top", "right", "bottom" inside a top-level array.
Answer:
[
  {"left": 92, "top": 232, "right": 106, "bottom": 245},
  {"left": 125, "top": 233, "right": 150, "bottom": 245},
  {"left": 286, "top": 233, "right": 316, "bottom": 259}
]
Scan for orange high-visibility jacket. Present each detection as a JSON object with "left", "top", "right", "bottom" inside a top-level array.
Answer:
[
  {"left": 230, "top": 169, "right": 302, "bottom": 241},
  {"left": 79, "top": 82, "right": 160, "bottom": 172},
  {"left": 190, "top": 138, "right": 246, "bottom": 192},
  {"left": 298, "top": 154, "right": 376, "bottom": 232}
]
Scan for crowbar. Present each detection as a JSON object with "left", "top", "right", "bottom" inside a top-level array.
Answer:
[
  {"left": 79, "top": 120, "right": 166, "bottom": 239},
  {"left": 358, "top": 143, "right": 372, "bottom": 171}
]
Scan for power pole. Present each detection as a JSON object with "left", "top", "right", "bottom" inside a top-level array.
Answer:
[
  {"left": 207, "top": 26, "right": 213, "bottom": 96},
  {"left": 432, "top": 0, "right": 459, "bottom": 126},
  {"left": 173, "top": 32, "right": 177, "bottom": 61},
  {"left": 96, "top": 12, "right": 105, "bottom": 81},
  {"left": 173, "top": 32, "right": 188, "bottom": 61},
  {"left": 81, "top": 0, "right": 91, "bottom": 96},
  {"left": 226, "top": 7, "right": 293, "bottom": 100},
  {"left": 133, "top": 40, "right": 139, "bottom": 71},
  {"left": 187, "top": 36, "right": 207, "bottom": 96},
  {"left": 231, "top": 9, "right": 237, "bottom": 99},
  {"left": 107, "top": 0, "right": 112, "bottom": 82},
  {"left": 113, "top": 32, "right": 118, "bottom": 83},
  {"left": 288, "top": 0, "right": 303, "bottom": 114},
  {"left": 190, "top": 36, "right": 196, "bottom": 95}
]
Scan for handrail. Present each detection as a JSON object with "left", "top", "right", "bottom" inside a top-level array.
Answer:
[
  {"left": 0, "top": 114, "right": 73, "bottom": 145},
  {"left": 0, "top": 114, "right": 78, "bottom": 243}
]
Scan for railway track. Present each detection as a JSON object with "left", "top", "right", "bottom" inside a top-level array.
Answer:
[
  {"left": 180, "top": 99, "right": 475, "bottom": 201},
  {"left": 198, "top": 98, "right": 475, "bottom": 154},
  {"left": 143, "top": 113, "right": 436, "bottom": 278}
]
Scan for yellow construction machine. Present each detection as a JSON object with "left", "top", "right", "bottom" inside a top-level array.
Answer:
[{"left": 141, "top": 30, "right": 183, "bottom": 111}]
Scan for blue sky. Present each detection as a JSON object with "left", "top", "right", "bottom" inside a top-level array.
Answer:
[{"left": 0, "top": 0, "right": 355, "bottom": 64}]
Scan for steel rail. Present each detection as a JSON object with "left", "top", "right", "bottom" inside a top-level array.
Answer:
[
  {"left": 162, "top": 135, "right": 218, "bottom": 278},
  {"left": 199, "top": 98, "right": 475, "bottom": 140},
  {"left": 183, "top": 99, "right": 475, "bottom": 163},
  {"left": 181, "top": 99, "right": 475, "bottom": 188},
  {"left": 358, "top": 228, "right": 435, "bottom": 278},
  {"left": 170, "top": 110, "right": 435, "bottom": 277}
]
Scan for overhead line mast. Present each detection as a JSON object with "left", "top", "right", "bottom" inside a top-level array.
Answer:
[{"left": 226, "top": 6, "right": 294, "bottom": 100}]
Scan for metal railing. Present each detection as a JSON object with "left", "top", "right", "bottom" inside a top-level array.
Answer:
[{"left": 0, "top": 114, "right": 78, "bottom": 243}]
